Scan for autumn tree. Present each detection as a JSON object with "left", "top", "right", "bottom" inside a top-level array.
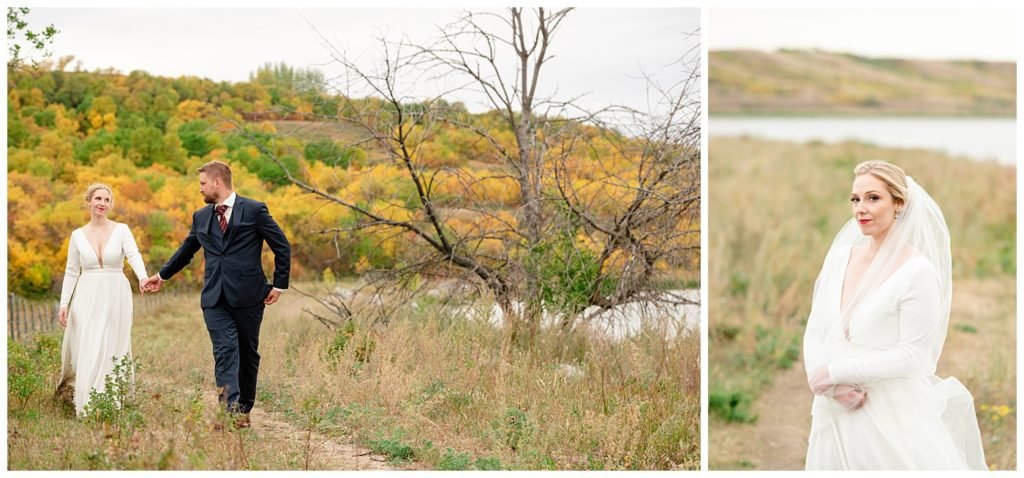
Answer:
[{"left": 234, "top": 8, "right": 700, "bottom": 347}]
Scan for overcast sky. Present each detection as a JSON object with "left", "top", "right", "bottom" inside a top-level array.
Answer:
[
  {"left": 21, "top": 7, "right": 701, "bottom": 114},
  {"left": 710, "top": 8, "right": 1016, "bottom": 61}
]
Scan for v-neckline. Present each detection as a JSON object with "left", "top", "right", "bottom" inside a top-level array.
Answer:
[
  {"left": 837, "top": 244, "right": 919, "bottom": 317},
  {"left": 83, "top": 223, "right": 116, "bottom": 268}
]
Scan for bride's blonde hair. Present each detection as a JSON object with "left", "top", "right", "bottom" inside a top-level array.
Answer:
[
  {"left": 854, "top": 160, "right": 907, "bottom": 207},
  {"left": 84, "top": 183, "right": 115, "bottom": 210}
]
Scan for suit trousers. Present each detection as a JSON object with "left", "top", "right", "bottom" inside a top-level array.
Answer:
[{"left": 203, "top": 295, "right": 265, "bottom": 413}]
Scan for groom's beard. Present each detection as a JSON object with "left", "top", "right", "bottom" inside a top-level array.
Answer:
[{"left": 202, "top": 192, "right": 216, "bottom": 204}]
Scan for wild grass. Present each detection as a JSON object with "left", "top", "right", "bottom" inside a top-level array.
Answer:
[
  {"left": 8, "top": 280, "right": 700, "bottom": 470},
  {"left": 709, "top": 50, "right": 1015, "bottom": 116},
  {"left": 709, "top": 136, "right": 1015, "bottom": 469}
]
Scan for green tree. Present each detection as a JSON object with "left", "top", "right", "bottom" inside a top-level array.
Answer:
[
  {"left": 7, "top": 7, "right": 59, "bottom": 70},
  {"left": 177, "top": 119, "right": 214, "bottom": 158}
]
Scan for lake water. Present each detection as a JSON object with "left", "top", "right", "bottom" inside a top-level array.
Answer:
[
  {"left": 711, "top": 116, "right": 1016, "bottom": 166},
  {"left": 461, "top": 289, "right": 700, "bottom": 341}
]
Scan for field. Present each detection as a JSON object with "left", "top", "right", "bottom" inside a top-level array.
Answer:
[
  {"left": 8, "top": 281, "right": 700, "bottom": 470},
  {"left": 707, "top": 137, "right": 1016, "bottom": 470},
  {"left": 710, "top": 49, "right": 1016, "bottom": 116}
]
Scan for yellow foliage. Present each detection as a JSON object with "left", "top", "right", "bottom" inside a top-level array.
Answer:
[
  {"left": 36, "top": 131, "right": 73, "bottom": 165},
  {"left": 214, "top": 120, "right": 236, "bottom": 133},
  {"left": 354, "top": 256, "right": 372, "bottom": 274},
  {"left": 603, "top": 249, "right": 629, "bottom": 272},
  {"left": 86, "top": 96, "right": 118, "bottom": 133},
  {"left": 24, "top": 88, "right": 46, "bottom": 108},
  {"left": 176, "top": 99, "right": 210, "bottom": 121},
  {"left": 89, "top": 152, "right": 138, "bottom": 178},
  {"left": 52, "top": 105, "right": 81, "bottom": 137},
  {"left": 575, "top": 231, "right": 602, "bottom": 254},
  {"left": 254, "top": 121, "right": 277, "bottom": 134},
  {"left": 8, "top": 88, "right": 23, "bottom": 109},
  {"left": 470, "top": 174, "right": 519, "bottom": 206}
]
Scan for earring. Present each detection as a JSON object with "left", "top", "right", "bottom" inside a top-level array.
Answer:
[{"left": 894, "top": 209, "right": 900, "bottom": 220}]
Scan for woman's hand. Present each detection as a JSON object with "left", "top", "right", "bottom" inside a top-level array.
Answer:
[
  {"left": 832, "top": 383, "right": 867, "bottom": 410},
  {"left": 59, "top": 307, "right": 68, "bottom": 328},
  {"left": 808, "top": 365, "right": 835, "bottom": 395}
]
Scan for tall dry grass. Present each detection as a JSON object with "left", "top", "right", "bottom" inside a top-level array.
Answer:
[
  {"left": 709, "top": 136, "right": 1015, "bottom": 468},
  {"left": 258, "top": 282, "right": 700, "bottom": 470},
  {"left": 8, "top": 281, "right": 699, "bottom": 470}
]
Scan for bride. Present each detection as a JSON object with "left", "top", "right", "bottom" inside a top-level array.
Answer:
[
  {"left": 56, "top": 184, "right": 149, "bottom": 416},
  {"left": 802, "top": 160, "right": 986, "bottom": 470}
]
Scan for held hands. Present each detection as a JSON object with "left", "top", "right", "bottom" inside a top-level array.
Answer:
[{"left": 141, "top": 274, "right": 164, "bottom": 293}]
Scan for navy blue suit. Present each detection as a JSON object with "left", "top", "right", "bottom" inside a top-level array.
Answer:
[{"left": 160, "top": 195, "right": 290, "bottom": 413}]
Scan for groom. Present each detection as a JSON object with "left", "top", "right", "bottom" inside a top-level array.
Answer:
[{"left": 143, "top": 160, "right": 290, "bottom": 429}]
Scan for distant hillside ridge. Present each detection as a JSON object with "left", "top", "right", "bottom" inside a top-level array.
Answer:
[{"left": 710, "top": 49, "right": 1015, "bottom": 116}]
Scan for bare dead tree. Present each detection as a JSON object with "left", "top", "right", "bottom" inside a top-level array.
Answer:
[
  {"left": 412, "top": 7, "right": 574, "bottom": 343},
  {"left": 551, "top": 40, "right": 702, "bottom": 324},
  {"left": 232, "top": 9, "right": 701, "bottom": 348}
]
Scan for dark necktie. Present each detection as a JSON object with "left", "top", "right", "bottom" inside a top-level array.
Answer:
[{"left": 215, "top": 204, "right": 229, "bottom": 233}]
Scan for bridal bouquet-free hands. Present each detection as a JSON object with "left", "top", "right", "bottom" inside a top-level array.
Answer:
[{"left": 810, "top": 365, "right": 867, "bottom": 410}]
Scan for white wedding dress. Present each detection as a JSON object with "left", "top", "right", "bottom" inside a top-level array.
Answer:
[
  {"left": 57, "top": 222, "right": 148, "bottom": 416},
  {"left": 803, "top": 244, "right": 986, "bottom": 470}
]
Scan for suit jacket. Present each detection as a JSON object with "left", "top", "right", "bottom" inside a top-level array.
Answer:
[{"left": 160, "top": 195, "right": 291, "bottom": 308}]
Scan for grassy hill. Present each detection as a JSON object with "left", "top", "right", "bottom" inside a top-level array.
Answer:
[{"left": 709, "top": 49, "right": 1015, "bottom": 116}]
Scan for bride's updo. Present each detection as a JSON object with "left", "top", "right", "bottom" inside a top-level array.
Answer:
[
  {"left": 84, "top": 183, "right": 115, "bottom": 209},
  {"left": 853, "top": 160, "right": 907, "bottom": 207}
]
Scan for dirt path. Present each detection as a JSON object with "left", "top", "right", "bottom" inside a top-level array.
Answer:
[
  {"left": 198, "top": 393, "right": 401, "bottom": 470},
  {"left": 245, "top": 407, "right": 398, "bottom": 470},
  {"left": 710, "top": 277, "right": 1016, "bottom": 470},
  {"left": 709, "top": 361, "right": 811, "bottom": 470}
]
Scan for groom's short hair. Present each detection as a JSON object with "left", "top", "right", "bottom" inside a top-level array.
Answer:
[{"left": 198, "top": 160, "right": 233, "bottom": 189}]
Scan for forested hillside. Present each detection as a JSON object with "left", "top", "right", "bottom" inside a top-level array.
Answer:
[
  {"left": 8, "top": 60, "right": 698, "bottom": 298},
  {"left": 709, "top": 49, "right": 1015, "bottom": 115}
]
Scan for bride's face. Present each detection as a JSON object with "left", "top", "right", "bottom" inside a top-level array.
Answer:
[
  {"left": 850, "top": 174, "right": 899, "bottom": 238},
  {"left": 88, "top": 189, "right": 112, "bottom": 218}
]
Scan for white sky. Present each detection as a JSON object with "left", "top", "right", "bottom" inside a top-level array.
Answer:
[
  {"left": 19, "top": 7, "right": 701, "bottom": 114},
  {"left": 709, "top": 8, "right": 1016, "bottom": 61}
]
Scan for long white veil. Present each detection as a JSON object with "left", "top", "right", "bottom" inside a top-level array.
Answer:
[{"left": 811, "top": 176, "right": 952, "bottom": 372}]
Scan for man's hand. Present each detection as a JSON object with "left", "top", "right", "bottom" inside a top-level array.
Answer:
[
  {"left": 264, "top": 289, "right": 281, "bottom": 305},
  {"left": 141, "top": 274, "right": 164, "bottom": 293},
  {"left": 59, "top": 307, "right": 68, "bottom": 328}
]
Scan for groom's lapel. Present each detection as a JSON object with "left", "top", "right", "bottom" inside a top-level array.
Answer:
[{"left": 225, "top": 197, "right": 244, "bottom": 246}]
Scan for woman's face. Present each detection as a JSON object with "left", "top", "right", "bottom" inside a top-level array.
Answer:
[
  {"left": 850, "top": 174, "right": 899, "bottom": 239},
  {"left": 88, "top": 189, "right": 112, "bottom": 218}
]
